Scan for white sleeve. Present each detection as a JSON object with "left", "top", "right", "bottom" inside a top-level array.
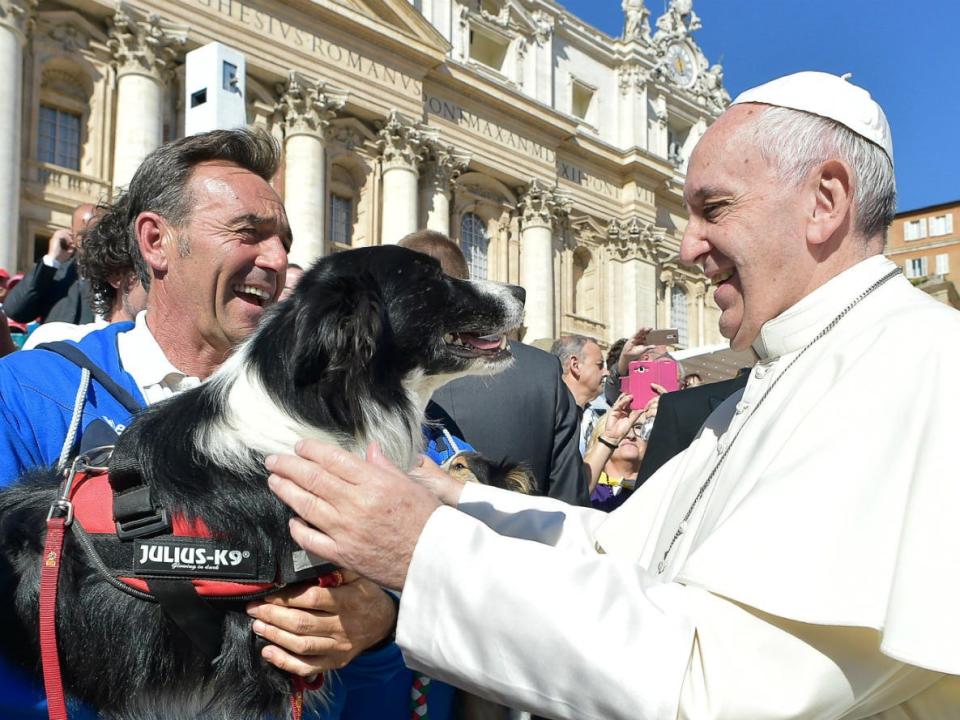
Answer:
[
  {"left": 398, "top": 507, "right": 945, "bottom": 720},
  {"left": 457, "top": 481, "right": 607, "bottom": 553},
  {"left": 398, "top": 506, "right": 696, "bottom": 720}
]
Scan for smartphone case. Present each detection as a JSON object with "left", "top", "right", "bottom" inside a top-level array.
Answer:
[{"left": 620, "top": 359, "right": 680, "bottom": 409}]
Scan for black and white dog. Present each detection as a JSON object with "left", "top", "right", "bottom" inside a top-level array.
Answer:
[{"left": 0, "top": 246, "right": 525, "bottom": 719}]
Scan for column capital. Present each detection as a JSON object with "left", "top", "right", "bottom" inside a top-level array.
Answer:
[
  {"left": 617, "top": 62, "right": 650, "bottom": 96},
  {"left": 421, "top": 140, "right": 470, "bottom": 193},
  {"left": 607, "top": 217, "right": 664, "bottom": 260},
  {"left": 519, "top": 178, "right": 568, "bottom": 230},
  {"left": 0, "top": 0, "right": 38, "bottom": 42},
  {"left": 108, "top": 5, "right": 187, "bottom": 82},
  {"left": 275, "top": 71, "right": 345, "bottom": 140},
  {"left": 377, "top": 110, "right": 426, "bottom": 172}
]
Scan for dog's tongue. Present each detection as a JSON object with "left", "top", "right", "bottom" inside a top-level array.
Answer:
[{"left": 459, "top": 332, "right": 502, "bottom": 351}]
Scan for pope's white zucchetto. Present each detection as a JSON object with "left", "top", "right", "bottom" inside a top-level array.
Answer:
[{"left": 731, "top": 71, "right": 894, "bottom": 165}]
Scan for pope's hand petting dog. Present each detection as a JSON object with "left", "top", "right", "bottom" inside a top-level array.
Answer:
[
  {"left": 247, "top": 571, "right": 397, "bottom": 676},
  {"left": 267, "top": 441, "right": 441, "bottom": 590},
  {"left": 409, "top": 453, "right": 466, "bottom": 506}
]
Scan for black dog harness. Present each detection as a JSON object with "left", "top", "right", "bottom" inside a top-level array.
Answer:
[{"left": 38, "top": 343, "right": 332, "bottom": 720}]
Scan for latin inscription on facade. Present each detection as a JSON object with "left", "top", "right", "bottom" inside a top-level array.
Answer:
[
  {"left": 192, "top": 0, "right": 422, "bottom": 97},
  {"left": 425, "top": 95, "right": 555, "bottom": 164},
  {"left": 557, "top": 160, "right": 619, "bottom": 199}
]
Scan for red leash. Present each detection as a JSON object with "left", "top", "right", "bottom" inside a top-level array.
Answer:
[{"left": 40, "top": 515, "right": 70, "bottom": 720}]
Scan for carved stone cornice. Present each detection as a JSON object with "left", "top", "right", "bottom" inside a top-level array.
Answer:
[
  {"left": 0, "top": 0, "right": 37, "bottom": 41},
  {"left": 519, "top": 179, "right": 567, "bottom": 230},
  {"left": 607, "top": 217, "right": 665, "bottom": 260},
  {"left": 108, "top": 5, "right": 186, "bottom": 82},
  {"left": 377, "top": 110, "right": 427, "bottom": 172},
  {"left": 275, "top": 71, "right": 345, "bottom": 140}
]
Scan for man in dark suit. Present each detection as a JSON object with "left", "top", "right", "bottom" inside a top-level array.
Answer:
[
  {"left": 4, "top": 204, "right": 96, "bottom": 325},
  {"left": 401, "top": 230, "right": 589, "bottom": 506},
  {"left": 635, "top": 370, "right": 749, "bottom": 485}
]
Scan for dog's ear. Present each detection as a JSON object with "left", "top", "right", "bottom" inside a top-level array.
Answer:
[{"left": 292, "top": 273, "right": 386, "bottom": 387}]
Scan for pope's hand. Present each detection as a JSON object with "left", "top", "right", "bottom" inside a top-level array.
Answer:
[
  {"left": 409, "top": 453, "right": 465, "bottom": 506},
  {"left": 266, "top": 441, "right": 440, "bottom": 591},
  {"left": 248, "top": 570, "right": 397, "bottom": 676}
]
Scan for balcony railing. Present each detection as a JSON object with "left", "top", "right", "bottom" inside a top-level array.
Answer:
[{"left": 26, "top": 161, "right": 112, "bottom": 201}]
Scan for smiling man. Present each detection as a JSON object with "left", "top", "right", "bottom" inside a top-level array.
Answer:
[
  {"left": 267, "top": 73, "right": 960, "bottom": 718},
  {"left": 0, "top": 128, "right": 397, "bottom": 718}
]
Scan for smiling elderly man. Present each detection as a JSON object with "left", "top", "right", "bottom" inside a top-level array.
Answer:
[{"left": 268, "top": 73, "right": 960, "bottom": 718}]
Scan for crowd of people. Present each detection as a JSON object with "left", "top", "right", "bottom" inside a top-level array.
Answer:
[{"left": 1, "top": 69, "right": 958, "bottom": 720}]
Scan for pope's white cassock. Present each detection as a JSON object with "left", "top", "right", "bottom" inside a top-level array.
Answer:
[{"left": 395, "top": 255, "right": 960, "bottom": 719}]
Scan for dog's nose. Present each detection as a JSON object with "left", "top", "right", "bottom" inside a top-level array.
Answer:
[{"left": 508, "top": 284, "right": 526, "bottom": 305}]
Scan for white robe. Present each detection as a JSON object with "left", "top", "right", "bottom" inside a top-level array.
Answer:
[{"left": 396, "top": 255, "right": 960, "bottom": 719}]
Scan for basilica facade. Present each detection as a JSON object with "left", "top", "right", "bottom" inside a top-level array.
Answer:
[{"left": 0, "top": 0, "right": 730, "bottom": 346}]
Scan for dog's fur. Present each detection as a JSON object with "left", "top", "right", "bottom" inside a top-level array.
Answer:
[{"left": 0, "top": 246, "right": 524, "bottom": 720}]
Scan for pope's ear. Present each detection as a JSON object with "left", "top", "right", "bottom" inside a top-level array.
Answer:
[
  {"left": 806, "top": 159, "right": 853, "bottom": 246},
  {"left": 135, "top": 212, "right": 170, "bottom": 274}
]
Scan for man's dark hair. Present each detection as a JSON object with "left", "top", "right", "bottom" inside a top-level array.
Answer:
[
  {"left": 397, "top": 229, "right": 469, "bottom": 280},
  {"left": 78, "top": 205, "right": 129, "bottom": 317},
  {"left": 606, "top": 337, "right": 626, "bottom": 373},
  {"left": 95, "top": 128, "right": 281, "bottom": 291}
]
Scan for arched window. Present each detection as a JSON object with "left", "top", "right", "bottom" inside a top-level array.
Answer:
[
  {"left": 459, "top": 212, "right": 488, "bottom": 280},
  {"left": 670, "top": 284, "right": 689, "bottom": 346}
]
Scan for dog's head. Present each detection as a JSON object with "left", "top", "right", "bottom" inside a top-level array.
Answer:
[{"left": 255, "top": 246, "right": 524, "bottom": 425}]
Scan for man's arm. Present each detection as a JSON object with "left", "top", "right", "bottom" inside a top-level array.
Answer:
[
  {"left": 398, "top": 508, "right": 940, "bottom": 719},
  {"left": 3, "top": 262, "right": 58, "bottom": 323},
  {"left": 547, "top": 366, "right": 590, "bottom": 505}
]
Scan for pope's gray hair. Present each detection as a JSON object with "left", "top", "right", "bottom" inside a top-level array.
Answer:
[{"left": 751, "top": 106, "right": 896, "bottom": 241}]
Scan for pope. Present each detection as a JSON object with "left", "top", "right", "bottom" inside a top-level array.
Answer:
[{"left": 265, "top": 72, "right": 960, "bottom": 718}]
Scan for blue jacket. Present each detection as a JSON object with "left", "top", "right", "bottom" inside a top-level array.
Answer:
[{"left": 0, "top": 323, "right": 460, "bottom": 720}]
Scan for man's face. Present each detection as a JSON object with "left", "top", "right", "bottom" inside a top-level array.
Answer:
[
  {"left": 575, "top": 341, "right": 608, "bottom": 400},
  {"left": 160, "top": 161, "right": 291, "bottom": 352},
  {"left": 680, "top": 105, "right": 810, "bottom": 350}
]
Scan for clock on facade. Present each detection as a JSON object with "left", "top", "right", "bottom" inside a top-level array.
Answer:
[{"left": 664, "top": 43, "right": 696, "bottom": 88}]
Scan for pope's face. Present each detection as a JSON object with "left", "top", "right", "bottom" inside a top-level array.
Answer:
[{"left": 680, "top": 105, "right": 810, "bottom": 350}]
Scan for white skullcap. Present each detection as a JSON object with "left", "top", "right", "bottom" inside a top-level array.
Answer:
[{"left": 731, "top": 71, "right": 893, "bottom": 164}]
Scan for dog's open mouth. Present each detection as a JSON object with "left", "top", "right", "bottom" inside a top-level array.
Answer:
[{"left": 442, "top": 331, "right": 509, "bottom": 358}]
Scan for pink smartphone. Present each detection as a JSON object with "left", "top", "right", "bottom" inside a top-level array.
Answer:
[{"left": 620, "top": 359, "right": 680, "bottom": 409}]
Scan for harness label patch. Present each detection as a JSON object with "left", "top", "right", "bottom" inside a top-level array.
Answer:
[{"left": 133, "top": 538, "right": 258, "bottom": 579}]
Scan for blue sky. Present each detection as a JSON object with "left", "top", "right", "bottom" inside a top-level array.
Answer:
[{"left": 558, "top": 0, "right": 958, "bottom": 212}]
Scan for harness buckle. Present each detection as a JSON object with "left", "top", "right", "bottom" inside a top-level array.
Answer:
[
  {"left": 46, "top": 499, "right": 74, "bottom": 526},
  {"left": 115, "top": 508, "right": 170, "bottom": 540}
]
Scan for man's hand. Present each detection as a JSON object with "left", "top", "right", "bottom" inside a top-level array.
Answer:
[
  {"left": 617, "top": 328, "right": 654, "bottom": 375},
  {"left": 48, "top": 229, "right": 76, "bottom": 264},
  {"left": 266, "top": 441, "right": 440, "bottom": 590},
  {"left": 410, "top": 454, "right": 466, "bottom": 506},
  {"left": 248, "top": 571, "right": 398, "bottom": 677}
]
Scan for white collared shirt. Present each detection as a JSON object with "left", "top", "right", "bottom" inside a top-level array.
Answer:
[{"left": 116, "top": 311, "right": 201, "bottom": 406}]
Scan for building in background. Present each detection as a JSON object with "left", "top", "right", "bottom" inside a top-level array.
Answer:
[
  {"left": 885, "top": 200, "right": 960, "bottom": 309},
  {"left": 2, "top": 0, "right": 730, "bottom": 346}
]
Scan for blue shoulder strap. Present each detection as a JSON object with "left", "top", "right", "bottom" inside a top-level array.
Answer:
[{"left": 36, "top": 341, "right": 142, "bottom": 414}]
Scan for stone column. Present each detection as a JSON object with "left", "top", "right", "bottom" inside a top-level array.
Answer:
[
  {"left": 519, "top": 179, "right": 563, "bottom": 342},
  {"left": 108, "top": 8, "right": 185, "bottom": 188},
  {"left": 276, "top": 72, "right": 344, "bottom": 266},
  {"left": 0, "top": 0, "right": 36, "bottom": 271},
  {"left": 378, "top": 111, "right": 424, "bottom": 245},
  {"left": 694, "top": 280, "right": 706, "bottom": 347},
  {"left": 660, "top": 268, "right": 674, "bottom": 328},
  {"left": 420, "top": 143, "right": 468, "bottom": 236}
]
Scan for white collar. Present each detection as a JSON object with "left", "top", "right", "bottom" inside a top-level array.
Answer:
[
  {"left": 119, "top": 311, "right": 199, "bottom": 391},
  {"left": 752, "top": 255, "right": 897, "bottom": 361}
]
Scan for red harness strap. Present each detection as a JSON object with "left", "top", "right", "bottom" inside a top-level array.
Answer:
[{"left": 40, "top": 516, "right": 69, "bottom": 720}]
